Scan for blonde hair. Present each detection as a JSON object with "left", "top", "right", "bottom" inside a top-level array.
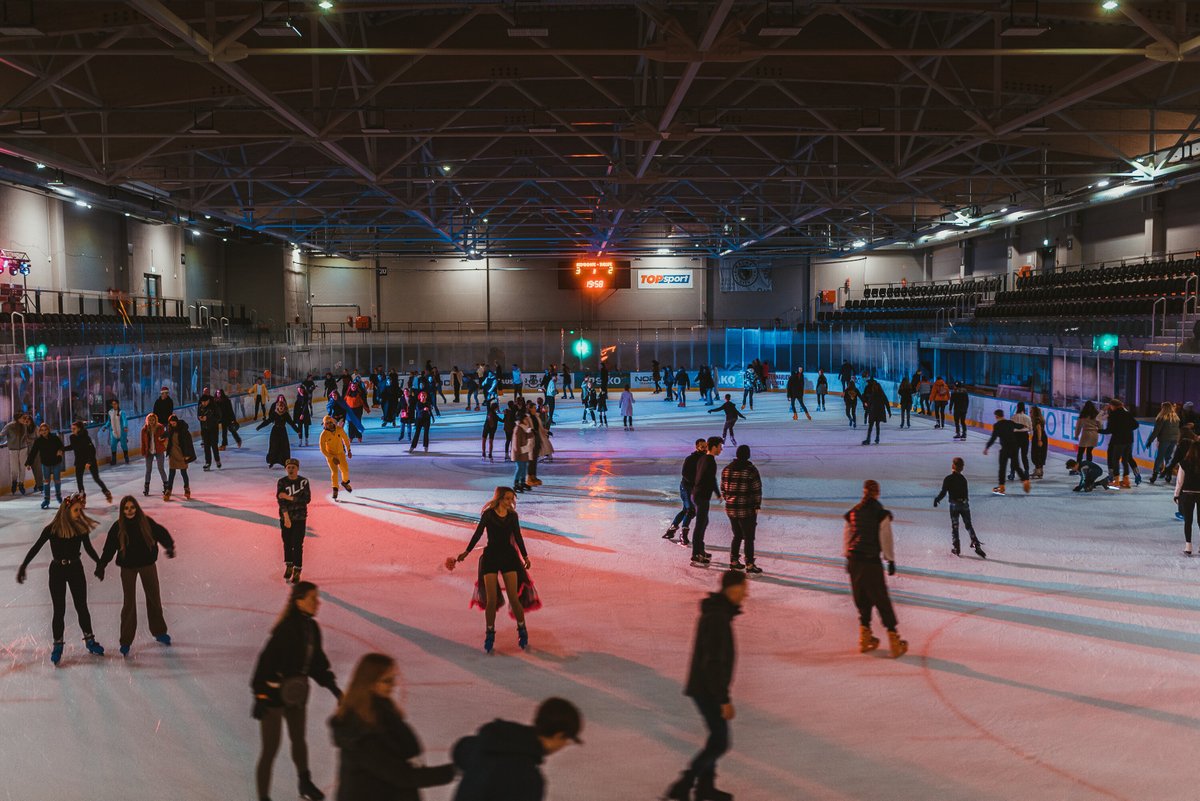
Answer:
[
  {"left": 482, "top": 485, "right": 515, "bottom": 514},
  {"left": 1158, "top": 402, "right": 1179, "bottom": 423},
  {"left": 49, "top": 496, "right": 98, "bottom": 539}
]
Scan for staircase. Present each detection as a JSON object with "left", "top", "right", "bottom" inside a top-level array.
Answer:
[{"left": 1142, "top": 308, "right": 1200, "bottom": 356}]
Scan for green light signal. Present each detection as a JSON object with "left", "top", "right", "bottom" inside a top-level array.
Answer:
[{"left": 572, "top": 338, "right": 592, "bottom": 358}]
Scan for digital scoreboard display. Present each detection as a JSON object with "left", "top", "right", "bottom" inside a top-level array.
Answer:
[{"left": 558, "top": 258, "right": 632, "bottom": 290}]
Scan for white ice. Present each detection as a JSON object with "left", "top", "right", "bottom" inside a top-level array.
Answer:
[{"left": 0, "top": 390, "right": 1194, "bottom": 801}]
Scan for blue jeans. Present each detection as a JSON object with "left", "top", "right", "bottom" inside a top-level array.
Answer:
[
  {"left": 41, "top": 463, "right": 62, "bottom": 504},
  {"left": 789, "top": 396, "right": 809, "bottom": 415},
  {"left": 671, "top": 481, "right": 696, "bottom": 528},
  {"left": 689, "top": 696, "right": 729, "bottom": 779},
  {"left": 1154, "top": 441, "right": 1177, "bottom": 478},
  {"left": 513, "top": 459, "right": 529, "bottom": 486},
  {"left": 741, "top": 387, "right": 754, "bottom": 408}
]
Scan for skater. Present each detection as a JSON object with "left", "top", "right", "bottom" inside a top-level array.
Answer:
[
  {"left": 1148, "top": 401, "right": 1180, "bottom": 484},
  {"left": 664, "top": 364, "right": 675, "bottom": 402},
  {"left": 141, "top": 412, "right": 169, "bottom": 497},
  {"left": 451, "top": 486, "right": 541, "bottom": 654},
  {"left": 65, "top": 420, "right": 111, "bottom": 503},
  {"left": 815, "top": 368, "right": 828, "bottom": 410},
  {"left": 930, "top": 376, "right": 950, "bottom": 428},
  {"left": 277, "top": 458, "right": 312, "bottom": 583},
  {"left": 102, "top": 399, "right": 130, "bottom": 465},
  {"left": 95, "top": 495, "right": 176, "bottom": 655},
  {"left": 1066, "top": 458, "right": 1110, "bottom": 492},
  {"left": 562, "top": 366, "right": 575, "bottom": 400},
  {"left": 409, "top": 390, "right": 433, "bottom": 453},
  {"left": 510, "top": 410, "right": 534, "bottom": 492},
  {"left": 843, "top": 380, "right": 859, "bottom": 428},
  {"left": 844, "top": 479, "right": 907, "bottom": 658},
  {"left": 152, "top": 386, "right": 174, "bottom": 424},
  {"left": 1073, "top": 400, "right": 1101, "bottom": 465},
  {"left": 1, "top": 412, "right": 31, "bottom": 495},
  {"left": 319, "top": 416, "right": 353, "bottom": 499},
  {"left": 917, "top": 373, "right": 931, "bottom": 416},
  {"left": 786, "top": 368, "right": 811, "bottom": 421},
  {"left": 215, "top": 389, "right": 242, "bottom": 449},
  {"left": 950, "top": 382, "right": 970, "bottom": 438},
  {"left": 17, "top": 494, "right": 106, "bottom": 665},
  {"left": 896, "top": 377, "right": 913, "bottom": 428},
  {"left": 464, "top": 372, "right": 480, "bottom": 411},
  {"left": 543, "top": 371, "right": 557, "bottom": 427},
  {"left": 482, "top": 400, "right": 499, "bottom": 460},
  {"left": 933, "top": 457, "right": 985, "bottom": 557},
  {"left": 452, "top": 698, "right": 582, "bottom": 801},
  {"left": 294, "top": 385, "right": 314, "bottom": 446},
  {"left": 197, "top": 392, "right": 223, "bottom": 471},
  {"left": 652, "top": 360, "right": 662, "bottom": 393},
  {"left": 665, "top": 439, "right": 707, "bottom": 544},
  {"left": 675, "top": 366, "right": 690, "bottom": 407},
  {"left": 258, "top": 395, "right": 300, "bottom": 468},
  {"left": 329, "top": 652, "right": 457, "bottom": 801},
  {"left": 596, "top": 384, "right": 609, "bottom": 427},
  {"left": 721, "top": 445, "right": 762, "bottom": 573},
  {"left": 708, "top": 394, "right": 746, "bottom": 445},
  {"left": 1174, "top": 444, "right": 1200, "bottom": 555},
  {"left": 397, "top": 387, "right": 415, "bottom": 440},
  {"left": 502, "top": 400, "right": 517, "bottom": 461},
  {"left": 451, "top": 365, "right": 463, "bottom": 403},
  {"left": 344, "top": 381, "right": 369, "bottom": 442},
  {"left": 690, "top": 437, "right": 724, "bottom": 567},
  {"left": 1030, "top": 405, "right": 1048, "bottom": 479},
  {"left": 251, "top": 581, "right": 342, "bottom": 801},
  {"left": 619, "top": 385, "right": 635, "bottom": 429},
  {"left": 580, "top": 379, "right": 598, "bottom": 425},
  {"left": 252, "top": 377, "right": 269, "bottom": 420},
  {"left": 740, "top": 365, "right": 756, "bottom": 410},
  {"left": 983, "top": 409, "right": 1030, "bottom": 495},
  {"left": 664, "top": 570, "right": 747, "bottom": 801},
  {"left": 1100, "top": 397, "right": 1141, "bottom": 487},
  {"left": 525, "top": 409, "right": 553, "bottom": 488},
  {"left": 27, "top": 422, "right": 65, "bottom": 510},
  {"left": 862, "top": 380, "right": 891, "bottom": 445},
  {"left": 1009, "top": 402, "right": 1033, "bottom": 480},
  {"left": 511, "top": 363, "right": 523, "bottom": 399},
  {"left": 698, "top": 365, "right": 715, "bottom": 405},
  {"left": 164, "top": 414, "right": 195, "bottom": 501}
]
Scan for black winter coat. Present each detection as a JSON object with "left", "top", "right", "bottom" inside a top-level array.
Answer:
[
  {"left": 65, "top": 429, "right": 98, "bottom": 467},
  {"left": 685, "top": 592, "right": 739, "bottom": 704},
  {"left": 26, "top": 433, "right": 64, "bottom": 468},
  {"left": 329, "top": 698, "right": 456, "bottom": 801},
  {"left": 251, "top": 610, "right": 339, "bottom": 705},
  {"left": 98, "top": 517, "right": 175, "bottom": 570},
  {"left": 452, "top": 719, "right": 546, "bottom": 801}
]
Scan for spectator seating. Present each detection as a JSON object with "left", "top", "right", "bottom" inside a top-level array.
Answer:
[
  {"left": 818, "top": 276, "right": 1001, "bottom": 323},
  {"left": 0, "top": 313, "right": 209, "bottom": 349}
]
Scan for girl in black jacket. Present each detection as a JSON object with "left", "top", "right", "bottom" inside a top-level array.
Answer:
[
  {"left": 252, "top": 581, "right": 341, "bottom": 801},
  {"left": 95, "top": 496, "right": 176, "bottom": 654},
  {"left": 17, "top": 494, "right": 105, "bottom": 664},
  {"left": 26, "top": 423, "right": 65, "bottom": 509},
  {"left": 65, "top": 421, "right": 112, "bottom": 502},
  {"left": 258, "top": 396, "right": 300, "bottom": 468},
  {"left": 329, "top": 653, "right": 455, "bottom": 801},
  {"left": 294, "top": 386, "right": 314, "bottom": 447}
]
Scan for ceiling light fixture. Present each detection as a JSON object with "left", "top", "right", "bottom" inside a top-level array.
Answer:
[
  {"left": 1096, "top": 178, "right": 1110, "bottom": 187},
  {"left": 318, "top": 0, "right": 334, "bottom": 9},
  {"left": 851, "top": 239, "right": 867, "bottom": 248},
  {"left": 1101, "top": 0, "right": 1119, "bottom": 9},
  {"left": 34, "top": 162, "right": 44, "bottom": 169},
  {"left": 255, "top": 16, "right": 302, "bottom": 37}
]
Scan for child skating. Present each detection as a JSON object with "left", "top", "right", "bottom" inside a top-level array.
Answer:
[{"left": 933, "top": 457, "right": 986, "bottom": 558}]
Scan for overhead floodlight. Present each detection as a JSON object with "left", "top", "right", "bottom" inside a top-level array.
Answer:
[
  {"left": 758, "top": 25, "right": 802, "bottom": 36},
  {"left": 507, "top": 27, "right": 548, "bottom": 37},
  {"left": 33, "top": 162, "right": 44, "bottom": 169},
  {"left": 1096, "top": 178, "right": 1110, "bottom": 187},
  {"left": 318, "top": 0, "right": 334, "bottom": 8},
  {"left": 189, "top": 109, "right": 219, "bottom": 135},
  {"left": 935, "top": 229, "right": 954, "bottom": 240},
  {"left": 46, "top": 169, "right": 65, "bottom": 187},
  {"left": 440, "top": 164, "right": 453, "bottom": 173},
  {"left": 13, "top": 110, "right": 44, "bottom": 134},
  {"left": 851, "top": 239, "right": 867, "bottom": 248},
  {"left": 1101, "top": 1, "right": 1119, "bottom": 9},
  {"left": 1001, "top": 23, "right": 1049, "bottom": 36},
  {"left": 655, "top": 248, "right": 671, "bottom": 255},
  {"left": 255, "top": 17, "right": 302, "bottom": 37}
]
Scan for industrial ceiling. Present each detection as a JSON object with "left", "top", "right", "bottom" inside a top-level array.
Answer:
[{"left": 1, "top": 0, "right": 1199, "bottom": 258}]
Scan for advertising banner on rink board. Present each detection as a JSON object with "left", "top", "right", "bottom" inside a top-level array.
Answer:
[{"left": 635, "top": 268, "right": 694, "bottom": 289}]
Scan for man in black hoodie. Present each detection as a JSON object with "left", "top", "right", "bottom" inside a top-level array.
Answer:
[
  {"left": 665, "top": 570, "right": 747, "bottom": 801},
  {"left": 949, "top": 382, "right": 970, "bottom": 439},
  {"left": 452, "top": 697, "right": 582, "bottom": 801},
  {"left": 1100, "top": 397, "right": 1142, "bottom": 488},
  {"left": 983, "top": 409, "right": 1030, "bottom": 495},
  {"left": 665, "top": 438, "right": 707, "bottom": 544}
]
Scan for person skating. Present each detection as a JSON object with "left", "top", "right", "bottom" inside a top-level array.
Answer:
[
  {"left": 294, "top": 386, "right": 314, "bottom": 447},
  {"left": 739, "top": 365, "right": 756, "bottom": 410},
  {"left": 663, "top": 364, "right": 675, "bottom": 402},
  {"left": 933, "top": 457, "right": 985, "bottom": 558},
  {"left": 815, "top": 368, "right": 828, "bottom": 410},
  {"left": 252, "top": 581, "right": 342, "bottom": 801},
  {"left": 786, "top": 368, "right": 811, "bottom": 421},
  {"left": 698, "top": 365, "right": 715, "bottom": 406},
  {"left": 596, "top": 384, "right": 610, "bottom": 427},
  {"left": 1029, "top": 406, "right": 1048, "bottom": 479},
  {"left": 917, "top": 373, "right": 931, "bottom": 416},
  {"left": 930, "top": 376, "right": 950, "bottom": 428},
  {"left": 721, "top": 445, "right": 762, "bottom": 573},
  {"left": 277, "top": 459, "right": 312, "bottom": 583},
  {"left": 258, "top": 396, "right": 300, "bottom": 468},
  {"left": 1174, "top": 443, "right": 1200, "bottom": 555},
  {"left": 675, "top": 366, "right": 690, "bottom": 407},
  {"left": 1073, "top": 400, "right": 1101, "bottom": 466},
  {"left": 451, "top": 486, "right": 541, "bottom": 653},
  {"left": 329, "top": 652, "right": 457, "bottom": 801},
  {"left": 665, "top": 439, "right": 707, "bottom": 545},
  {"left": 502, "top": 401, "right": 517, "bottom": 461},
  {"left": 452, "top": 697, "right": 582, "bottom": 801},
  {"left": 95, "top": 495, "right": 176, "bottom": 655},
  {"left": 1148, "top": 401, "right": 1180, "bottom": 484},
  {"left": 164, "top": 414, "right": 195, "bottom": 501},
  {"left": 451, "top": 365, "right": 463, "bottom": 403},
  {"left": 896, "top": 377, "right": 913, "bottom": 429},
  {"left": 983, "top": 409, "right": 1030, "bottom": 495},
  {"left": 950, "top": 382, "right": 970, "bottom": 439},
  {"left": 861, "top": 380, "right": 891, "bottom": 445},
  {"left": 1, "top": 412, "right": 30, "bottom": 495},
  {"left": 26, "top": 423, "right": 65, "bottom": 510},
  {"left": 843, "top": 380, "right": 859, "bottom": 428},
  {"left": 215, "top": 388, "right": 242, "bottom": 449},
  {"left": 152, "top": 386, "right": 175, "bottom": 425},
  {"left": 1101, "top": 397, "right": 1141, "bottom": 488},
  {"left": 580, "top": 379, "right": 598, "bottom": 426},
  {"left": 141, "top": 412, "right": 169, "bottom": 497},
  {"left": 197, "top": 392, "right": 223, "bottom": 471},
  {"left": 102, "top": 399, "right": 130, "bottom": 465},
  {"left": 319, "top": 416, "right": 353, "bottom": 499},
  {"left": 17, "top": 494, "right": 106, "bottom": 664},
  {"left": 708, "top": 394, "right": 746, "bottom": 445},
  {"left": 525, "top": 409, "right": 553, "bottom": 488},
  {"left": 252, "top": 377, "right": 269, "bottom": 420},
  {"left": 1066, "top": 458, "right": 1110, "bottom": 492},
  {"left": 409, "top": 390, "right": 433, "bottom": 453},
  {"left": 844, "top": 480, "right": 907, "bottom": 658},
  {"left": 65, "top": 420, "right": 112, "bottom": 503},
  {"left": 482, "top": 399, "right": 499, "bottom": 461},
  {"left": 1009, "top": 402, "right": 1032, "bottom": 481},
  {"left": 510, "top": 410, "right": 534, "bottom": 492},
  {"left": 619, "top": 385, "right": 635, "bottom": 430},
  {"left": 543, "top": 371, "right": 557, "bottom": 428},
  {"left": 690, "top": 437, "right": 724, "bottom": 568},
  {"left": 664, "top": 570, "right": 747, "bottom": 801}
]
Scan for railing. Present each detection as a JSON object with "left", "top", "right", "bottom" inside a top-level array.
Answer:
[
  {"left": 24, "top": 287, "right": 185, "bottom": 318},
  {"left": 1151, "top": 296, "right": 1167, "bottom": 338},
  {"left": 1185, "top": 274, "right": 1198, "bottom": 317},
  {"left": 9, "top": 311, "right": 23, "bottom": 355}
]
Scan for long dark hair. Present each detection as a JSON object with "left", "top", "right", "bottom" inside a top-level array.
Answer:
[
  {"left": 275, "top": 581, "right": 319, "bottom": 628},
  {"left": 117, "top": 496, "right": 156, "bottom": 556},
  {"left": 335, "top": 653, "right": 396, "bottom": 727},
  {"left": 1080, "top": 400, "right": 1098, "bottom": 419}
]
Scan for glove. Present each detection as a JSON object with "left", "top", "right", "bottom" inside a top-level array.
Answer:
[
  {"left": 95, "top": 566, "right": 105, "bottom": 581},
  {"left": 16, "top": 567, "right": 26, "bottom": 585},
  {"left": 933, "top": 499, "right": 939, "bottom": 508},
  {"left": 887, "top": 561, "right": 896, "bottom": 577},
  {"left": 165, "top": 549, "right": 176, "bottom": 560},
  {"left": 252, "top": 698, "right": 269, "bottom": 720}
]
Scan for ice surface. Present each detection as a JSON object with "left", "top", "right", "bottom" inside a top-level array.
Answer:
[{"left": 0, "top": 391, "right": 1194, "bottom": 801}]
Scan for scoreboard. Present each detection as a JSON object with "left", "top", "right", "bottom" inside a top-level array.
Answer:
[{"left": 558, "top": 258, "right": 632, "bottom": 291}]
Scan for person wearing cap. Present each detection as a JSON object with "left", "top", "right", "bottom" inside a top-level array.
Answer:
[
  {"left": 452, "top": 697, "right": 582, "bottom": 801},
  {"left": 277, "top": 459, "right": 312, "bottom": 584},
  {"left": 666, "top": 570, "right": 747, "bottom": 801},
  {"left": 844, "top": 480, "right": 908, "bottom": 658},
  {"left": 152, "top": 387, "right": 174, "bottom": 425}
]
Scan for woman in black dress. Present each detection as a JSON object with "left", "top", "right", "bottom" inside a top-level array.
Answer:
[
  {"left": 452, "top": 486, "right": 540, "bottom": 654},
  {"left": 17, "top": 494, "right": 106, "bottom": 665},
  {"left": 294, "top": 386, "right": 313, "bottom": 447},
  {"left": 258, "top": 395, "right": 299, "bottom": 468},
  {"left": 481, "top": 400, "right": 499, "bottom": 461}
]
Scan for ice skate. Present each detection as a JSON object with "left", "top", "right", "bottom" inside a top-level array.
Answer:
[
  {"left": 332, "top": 486, "right": 339, "bottom": 500},
  {"left": 729, "top": 560, "right": 745, "bottom": 571},
  {"left": 1120, "top": 475, "right": 1131, "bottom": 489},
  {"left": 805, "top": 412, "right": 812, "bottom": 420},
  {"left": 40, "top": 499, "right": 49, "bottom": 509},
  {"left": 793, "top": 412, "right": 798, "bottom": 420},
  {"left": 680, "top": 528, "right": 691, "bottom": 546},
  {"left": 695, "top": 773, "right": 733, "bottom": 801},
  {"left": 663, "top": 772, "right": 695, "bottom": 801},
  {"left": 283, "top": 563, "right": 294, "bottom": 582},
  {"left": 484, "top": 627, "right": 495, "bottom": 654},
  {"left": 297, "top": 772, "right": 325, "bottom": 801},
  {"left": 663, "top": 526, "right": 677, "bottom": 540},
  {"left": 143, "top": 483, "right": 150, "bottom": 497},
  {"left": 162, "top": 490, "right": 171, "bottom": 501},
  {"left": 527, "top": 477, "right": 543, "bottom": 486},
  {"left": 103, "top": 490, "right": 113, "bottom": 503},
  {"left": 517, "top": 624, "right": 528, "bottom": 650},
  {"left": 184, "top": 488, "right": 191, "bottom": 500},
  {"left": 887, "top": 630, "right": 908, "bottom": 658},
  {"left": 119, "top": 645, "right": 130, "bottom": 656},
  {"left": 84, "top": 636, "right": 105, "bottom": 656},
  {"left": 972, "top": 542, "right": 987, "bottom": 559},
  {"left": 690, "top": 555, "right": 709, "bottom": 568},
  {"left": 1022, "top": 479, "right": 1031, "bottom": 494},
  {"left": 951, "top": 543, "right": 961, "bottom": 556},
  {"left": 858, "top": 625, "right": 880, "bottom": 653},
  {"left": 745, "top": 562, "right": 762, "bottom": 574},
  {"left": 50, "top": 641, "right": 64, "bottom": 664},
  {"left": 155, "top": 634, "right": 172, "bottom": 646},
  {"left": 992, "top": 485, "right": 1005, "bottom": 495},
  {"left": 1186, "top": 542, "right": 1193, "bottom": 556},
  {"left": 341, "top": 481, "right": 353, "bottom": 493}
]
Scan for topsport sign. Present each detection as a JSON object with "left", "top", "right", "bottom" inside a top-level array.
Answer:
[{"left": 636, "top": 269, "right": 693, "bottom": 289}]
